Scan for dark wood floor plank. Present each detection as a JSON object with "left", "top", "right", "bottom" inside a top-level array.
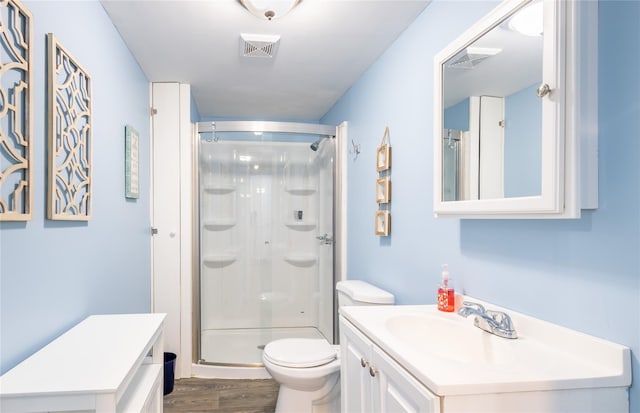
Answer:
[{"left": 164, "top": 378, "right": 279, "bottom": 413}]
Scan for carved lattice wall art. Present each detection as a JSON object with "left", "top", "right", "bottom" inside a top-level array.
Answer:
[
  {"left": 47, "top": 33, "right": 92, "bottom": 221},
  {"left": 0, "top": 0, "right": 33, "bottom": 221}
]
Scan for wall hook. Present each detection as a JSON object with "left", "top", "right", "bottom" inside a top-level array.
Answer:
[{"left": 350, "top": 139, "right": 361, "bottom": 162}]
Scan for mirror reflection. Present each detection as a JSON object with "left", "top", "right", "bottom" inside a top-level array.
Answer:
[{"left": 442, "top": 1, "right": 543, "bottom": 201}]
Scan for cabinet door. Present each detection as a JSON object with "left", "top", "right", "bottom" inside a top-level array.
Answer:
[
  {"left": 372, "top": 346, "right": 441, "bottom": 413},
  {"left": 340, "top": 317, "right": 374, "bottom": 413}
]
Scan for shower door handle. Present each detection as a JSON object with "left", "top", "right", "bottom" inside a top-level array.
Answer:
[{"left": 316, "top": 233, "right": 334, "bottom": 245}]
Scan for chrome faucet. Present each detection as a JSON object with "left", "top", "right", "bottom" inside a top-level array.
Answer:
[{"left": 458, "top": 301, "right": 518, "bottom": 339}]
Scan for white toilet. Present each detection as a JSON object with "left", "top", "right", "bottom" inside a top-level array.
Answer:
[{"left": 262, "top": 280, "right": 394, "bottom": 413}]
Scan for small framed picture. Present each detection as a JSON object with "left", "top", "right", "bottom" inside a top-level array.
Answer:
[
  {"left": 125, "top": 125, "right": 140, "bottom": 199},
  {"left": 376, "top": 144, "right": 392, "bottom": 172},
  {"left": 376, "top": 177, "right": 391, "bottom": 204},
  {"left": 375, "top": 210, "right": 391, "bottom": 236}
]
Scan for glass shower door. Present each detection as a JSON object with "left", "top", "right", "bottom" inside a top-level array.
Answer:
[{"left": 198, "top": 131, "right": 334, "bottom": 366}]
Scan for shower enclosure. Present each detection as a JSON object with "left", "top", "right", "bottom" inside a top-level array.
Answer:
[
  {"left": 196, "top": 121, "right": 337, "bottom": 367},
  {"left": 442, "top": 128, "right": 462, "bottom": 201}
]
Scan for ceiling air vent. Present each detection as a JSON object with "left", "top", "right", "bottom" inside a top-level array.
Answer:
[
  {"left": 240, "top": 33, "right": 281, "bottom": 58},
  {"left": 447, "top": 47, "right": 502, "bottom": 70}
]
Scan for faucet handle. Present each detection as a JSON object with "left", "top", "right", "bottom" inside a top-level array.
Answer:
[
  {"left": 486, "top": 310, "right": 514, "bottom": 330},
  {"left": 462, "top": 301, "right": 486, "bottom": 314}
]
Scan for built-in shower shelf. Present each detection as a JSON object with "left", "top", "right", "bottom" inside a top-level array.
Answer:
[
  {"left": 204, "top": 219, "right": 236, "bottom": 231},
  {"left": 204, "top": 184, "right": 236, "bottom": 194},
  {"left": 203, "top": 254, "right": 237, "bottom": 268},
  {"left": 285, "top": 221, "right": 317, "bottom": 231},
  {"left": 284, "top": 254, "right": 317, "bottom": 267},
  {"left": 285, "top": 186, "right": 316, "bottom": 196}
]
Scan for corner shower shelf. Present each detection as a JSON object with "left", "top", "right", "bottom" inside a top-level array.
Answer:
[
  {"left": 284, "top": 254, "right": 317, "bottom": 267},
  {"left": 285, "top": 221, "right": 317, "bottom": 231},
  {"left": 203, "top": 184, "right": 236, "bottom": 194},
  {"left": 285, "top": 186, "right": 316, "bottom": 196},
  {"left": 203, "top": 219, "right": 236, "bottom": 231},
  {"left": 203, "top": 254, "right": 237, "bottom": 268}
]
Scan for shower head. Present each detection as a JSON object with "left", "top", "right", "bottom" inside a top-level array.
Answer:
[
  {"left": 310, "top": 135, "right": 333, "bottom": 151},
  {"left": 310, "top": 138, "right": 323, "bottom": 151}
]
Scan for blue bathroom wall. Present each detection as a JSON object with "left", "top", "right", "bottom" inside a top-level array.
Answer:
[
  {"left": 0, "top": 1, "right": 151, "bottom": 374},
  {"left": 322, "top": 0, "right": 639, "bottom": 409},
  {"left": 504, "top": 83, "right": 541, "bottom": 197},
  {"left": 443, "top": 98, "right": 470, "bottom": 131}
]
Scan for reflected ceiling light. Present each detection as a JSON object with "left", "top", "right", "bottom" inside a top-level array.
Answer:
[
  {"left": 239, "top": 0, "right": 302, "bottom": 21},
  {"left": 509, "top": 1, "right": 543, "bottom": 36}
]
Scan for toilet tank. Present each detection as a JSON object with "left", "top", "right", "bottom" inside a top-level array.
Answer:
[{"left": 336, "top": 280, "right": 394, "bottom": 307}]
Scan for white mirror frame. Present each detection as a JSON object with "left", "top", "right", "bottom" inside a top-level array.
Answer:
[{"left": 433, "top": 0, "right": 598, "bottom": 219}]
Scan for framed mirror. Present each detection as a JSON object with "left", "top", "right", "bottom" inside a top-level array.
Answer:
[{"left": 433, "top": 0, "right": 598, "bottom": 218}]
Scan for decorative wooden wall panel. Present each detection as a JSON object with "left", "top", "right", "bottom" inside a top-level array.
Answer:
[
  {"left": 0, "top": 0, "right": 33, "bottom": 221},
  {"left": 47, "top": 33, "right": 92, "bottom": 221}
]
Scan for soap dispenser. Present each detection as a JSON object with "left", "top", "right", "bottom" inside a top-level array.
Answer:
[{"left": 437, "top": 264, "right": 455, "bottom": 312}]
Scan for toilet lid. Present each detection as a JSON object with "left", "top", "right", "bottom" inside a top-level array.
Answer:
[{"left": 263, "top": 338, "right": 337, "bottom": 368}]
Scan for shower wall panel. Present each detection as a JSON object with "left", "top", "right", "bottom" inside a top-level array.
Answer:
[{"left": 199, "top": 141, "right": 332, "bottom": 346}]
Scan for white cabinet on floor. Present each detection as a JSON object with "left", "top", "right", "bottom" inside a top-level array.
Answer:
[
  {"left": 0, "top": 313, "right": 166, "bottom": 413},
  {"left": 340, "top": 316, "right": 440, "bottom": 413}
]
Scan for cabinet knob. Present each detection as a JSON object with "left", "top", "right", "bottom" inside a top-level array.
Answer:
[
  {"left": 536, "top": 83, "right": 551, "bottom": 98},
  {"left": 369, "top": 366, "right": 377, "bottom": 377},
  {"left": 360, "top": 358, "right": 367, "bottom": 368}
]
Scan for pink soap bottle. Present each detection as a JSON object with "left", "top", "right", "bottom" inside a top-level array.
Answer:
[{"left": 437, "top": 264, "right": 455, "bottom": 312}]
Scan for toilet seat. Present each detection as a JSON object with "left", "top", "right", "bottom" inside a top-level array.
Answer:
[{"left": 263, "top": 338, "right": 337, "bottom": 368}]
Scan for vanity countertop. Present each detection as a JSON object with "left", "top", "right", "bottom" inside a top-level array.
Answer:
[{"left": 340, "top": 301, "right": 631, "bottom": 396}]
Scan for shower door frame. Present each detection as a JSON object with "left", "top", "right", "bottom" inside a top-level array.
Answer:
[{"left": 193, "top": 121, "right": 340, "bottom": 368}]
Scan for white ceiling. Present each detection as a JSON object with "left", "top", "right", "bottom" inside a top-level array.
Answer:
[{"left": 100, "top": 0, "right": 430, "bottom": 121}]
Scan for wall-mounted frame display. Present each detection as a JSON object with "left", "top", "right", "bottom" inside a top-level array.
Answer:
[
  {"left": 47, "top": 33, "right": 93, "bottom": 221},
  {"left": 375, "top": 126, "right": 392, "bottom": 236},
  {"left": 376, "top": 176, "right": 391, "bottom": 204},
  {"left": 376, "top": 144, "right": 391, "bottom": 172},
  {"left": 125, "top": 125, "right": 139, "bottom": 199},
  {"left": 0, "top": 0, "right": 33, "bottom": 221},
  {"left": 375, "top": 210, "right": 391, "bottom": 236},
  {"left": 376, "top": 126, "right": 392, "bottom": 172}
]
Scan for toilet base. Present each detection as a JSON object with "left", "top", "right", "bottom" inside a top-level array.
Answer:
[{"left": 274, "top": 373, "right": 340, "bottom": 413}]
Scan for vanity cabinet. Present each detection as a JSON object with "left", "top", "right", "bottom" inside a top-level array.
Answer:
[
  {"left": 0, "top": 313, "right": 166, "bottom": 413},
  {"left": 340, "top": 305, "right": 630, "bottom": 413},
  {"left": 340, "top": 316, "right": 440, "bottom": 413}
]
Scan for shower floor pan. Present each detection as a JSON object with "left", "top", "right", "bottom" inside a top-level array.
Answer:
[{"left": 201, "top": 327, "right": 326, "bottom": 366}]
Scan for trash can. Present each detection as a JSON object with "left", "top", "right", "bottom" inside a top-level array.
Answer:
[{"left": 163, "top": 352, "right": 176, "bottom": 395}]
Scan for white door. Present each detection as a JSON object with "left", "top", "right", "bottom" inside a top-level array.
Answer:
[
  {"left": 372, "top": 346, "right": 441, "bottom": 413},
  {"left": 340, "top": 317, "right": 374, "bottom": 413},
  {"left": 151, "top": 83, "right": 192, "bottom": 378},
  {"left": 478, "top": 96, "right": 505, "bottom": 199}
]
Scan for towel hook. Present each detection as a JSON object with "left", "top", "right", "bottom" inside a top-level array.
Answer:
[{"left": 350, "top": 139, "right": 361, "bottom": 162}]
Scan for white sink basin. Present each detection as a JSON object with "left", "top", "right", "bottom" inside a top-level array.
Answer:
[
  {"left": 385, "top": 313, "right": 516, "bottom": 365},
  {"left": 340, "top": 301, "right": 631, "bottom": 396}
]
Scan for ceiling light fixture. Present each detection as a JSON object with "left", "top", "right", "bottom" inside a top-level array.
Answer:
[{"left": 239, "top": 0, "right": 301, "bottom": 21}]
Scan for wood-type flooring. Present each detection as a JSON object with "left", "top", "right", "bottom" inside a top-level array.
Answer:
[{"left": 163, "top": 378, "right": 279, "bottom": 413}]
